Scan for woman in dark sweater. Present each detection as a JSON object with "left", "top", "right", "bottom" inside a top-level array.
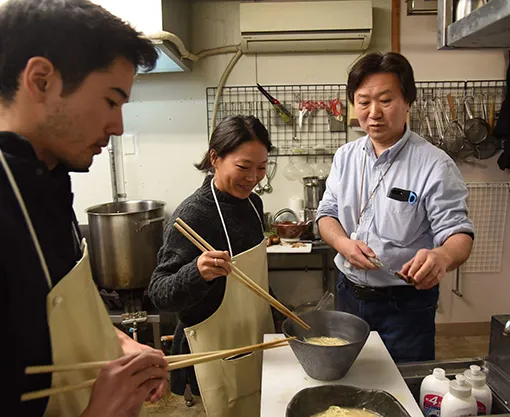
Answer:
[{"left": 149, "top": 115, "right": 281, "bottom": 417}]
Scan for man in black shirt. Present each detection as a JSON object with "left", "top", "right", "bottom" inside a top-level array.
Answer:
[{"left": 0, "top": 1, "right": 169, "bottom": 416}]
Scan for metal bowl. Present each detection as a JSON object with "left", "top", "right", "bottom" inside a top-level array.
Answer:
[
  {"left": 286, "top": 385, "right": 412, "bottom": 417},
  {"left": 282, "top": 310, "right": 370, "bottom": 381}
]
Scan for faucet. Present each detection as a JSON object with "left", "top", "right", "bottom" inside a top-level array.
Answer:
[{"left": 504, "top": 319, "right": 510, "bottom": 336}]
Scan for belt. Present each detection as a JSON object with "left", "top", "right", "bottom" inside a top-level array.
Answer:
[{"left": 343, "top": 276, "right": 419, "bottom": 301}]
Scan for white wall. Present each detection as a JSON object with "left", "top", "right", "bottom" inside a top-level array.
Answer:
[{"left": 71, "top": 0, "right": 509, "bottom": 323}]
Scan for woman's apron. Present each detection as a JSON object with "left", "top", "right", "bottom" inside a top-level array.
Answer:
[
  {"left": 184, "top": 179, "right": 274, "bottom": 417},
  {"left": 0, "top": 150, "right": 147, "bottom": 417}
]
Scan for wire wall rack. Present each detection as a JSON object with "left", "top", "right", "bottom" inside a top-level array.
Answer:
[
  {"left": 206, "top": 80, "right": 506, "bottom": 160},
  {"left": 206, "top": 84, "right": 348, "bottom": 157},
  {"left": 409, "top": 80, "right": 506, "bottom": 160},
  {"left": 463, "top": 182, "right": 510, "bottom": 273}
]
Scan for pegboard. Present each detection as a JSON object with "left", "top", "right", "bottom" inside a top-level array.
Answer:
[
  {"left": 409, "top": 80, "right": 506, "bottom": 159},
  {"left": 462, "top": 182, "right": 510, "bottom": 273},
  {"left": 206, "top": 84, "right": 348, "bottom": 156}
]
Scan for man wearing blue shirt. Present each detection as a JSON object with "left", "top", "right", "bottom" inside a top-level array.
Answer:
[{"left": 317, "top": 52, "right": 474, "bottom": 363}]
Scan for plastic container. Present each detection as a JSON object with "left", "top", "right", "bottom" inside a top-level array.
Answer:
[
  {"left": 464, "top": 365, "right": 492, "bottom": 415},
  {"left": 440, "top": 374, "right": 477, "bottom": 417},
  {"left": 420, "top": 367, "right": 450, "bottom": 416}
]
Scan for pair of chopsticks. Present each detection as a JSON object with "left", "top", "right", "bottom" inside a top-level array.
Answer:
[
  {"left": 22, "top": 336, "right": 293, "bottom": 402},
  {"left": 174, "top": 217, "right": 310, "bottom": 331}
]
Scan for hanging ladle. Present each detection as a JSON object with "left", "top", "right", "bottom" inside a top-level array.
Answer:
[{"left": 263, "top": 160, "right": 277, "bottom": 193}]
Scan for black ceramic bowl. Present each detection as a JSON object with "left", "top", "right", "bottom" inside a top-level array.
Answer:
[
  {"left": 286, "top": 385, "right": 412, "bottom": 417},
  {"left": 282, "top": 310, "right": 370, "bottom": 381}
]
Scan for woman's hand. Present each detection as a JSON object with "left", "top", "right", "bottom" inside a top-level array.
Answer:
[{"left": 197, "top": 250, "right": 231, "bottom": 281}]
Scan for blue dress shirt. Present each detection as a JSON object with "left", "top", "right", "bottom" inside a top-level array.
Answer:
[{"left": 317, "top": 126, "right": 474, "bottom": 287}]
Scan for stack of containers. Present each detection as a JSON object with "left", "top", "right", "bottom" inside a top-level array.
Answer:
[{"left": 420, "top": 364, "right": 493, "bottom": 416}]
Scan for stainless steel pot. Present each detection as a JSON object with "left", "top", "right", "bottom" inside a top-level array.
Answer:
[
  {"left": 303, "top": 176, "right": 327, "bottom": 209},
  {"left": 86, "top": 200, "right": 166, "bottom": 290},
  {"left": 304, "top": 208, "right": 319, "bottom": 239}
]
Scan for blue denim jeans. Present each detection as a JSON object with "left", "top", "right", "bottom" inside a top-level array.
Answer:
[{"left": 336, "top": 273, "right": 439, "bottom": 363}]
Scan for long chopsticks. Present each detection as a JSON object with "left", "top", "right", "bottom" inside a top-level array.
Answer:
[
  {"left": 22, "top": 337, "right": 293, "bottom": 401},
  {"left": 25, "top": 338, "right": 291, "bottom": 375},
  {"left": 174, "top": 217, "right": 310, "bottom": 330}
]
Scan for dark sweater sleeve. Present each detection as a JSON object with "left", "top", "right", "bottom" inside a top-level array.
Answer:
[{"left": 148, "top": 210, "right": 214, "bottom": 313}]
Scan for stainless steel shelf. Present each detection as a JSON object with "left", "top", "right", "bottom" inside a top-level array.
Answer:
[{"left": 446, "top": 0, "right": 510, "bottom": 48}]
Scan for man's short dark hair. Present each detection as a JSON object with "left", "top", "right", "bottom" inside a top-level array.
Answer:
[
  {"left": 347, "top": 52, "right": 417, "bottom": 105},
  {"left": 0, "top": 0, "right": 159, "bottom": 104}
]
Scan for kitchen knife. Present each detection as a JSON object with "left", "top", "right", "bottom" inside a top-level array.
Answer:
[{"left": 366, "top": 256, "right": 415, "bottom": 285}]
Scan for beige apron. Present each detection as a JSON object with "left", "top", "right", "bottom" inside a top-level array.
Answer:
[
  {"left": 184, "top": 179, "right": 275, "bottom": 417},
  {"left": 0, "top": 150, "right": 146, "bottom": 417}
]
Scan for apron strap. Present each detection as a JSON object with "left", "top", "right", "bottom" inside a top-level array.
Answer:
[
  {"left": 0, "top": 149, "right": 53, "bottom": 290},
  {"left": 210, "top": 178, "right": 264, "bottom": 256}
]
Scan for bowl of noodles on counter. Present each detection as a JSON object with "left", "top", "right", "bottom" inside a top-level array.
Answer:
[
  {"left": 282, "top": 310, "right": 370, "bottom": 381},
  {"left": 286, "top": 385, "right": 412, "bottom": 417}
]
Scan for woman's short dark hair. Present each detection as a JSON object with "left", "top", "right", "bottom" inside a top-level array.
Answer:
[
  {"left": 347, "top": 52, "right": 417, "bottom": 105},
  {"left": 0, "top": 0, "right": 158, "bottom": 104},
  {"left": 195, "top": 115, "right": 272, "bottom": 173}
]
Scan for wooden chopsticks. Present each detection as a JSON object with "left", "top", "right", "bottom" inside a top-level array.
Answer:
[
  {"left": 174, "top": 217, "right": 311, "bottom": 330},
  {"left": 22, "top": 337, "right": 293, "bottom": 401}
]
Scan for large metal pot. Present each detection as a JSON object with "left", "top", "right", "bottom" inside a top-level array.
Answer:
[
  {"left": 86, "top": 200, "right": 166, "bottom": 290},
  {"left": 303, "top": 176, "right": 327, "bottom": 209}
]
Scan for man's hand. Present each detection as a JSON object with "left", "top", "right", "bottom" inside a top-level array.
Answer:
[
  {"left": 116, "top": 327, "right": 169, "bottom": 402},
  {"left": 401, "top": 248, "right": 450, "bottom": 290},
  {"left": 340, "top": 238, "right": 378, "bottom": 270},
  {"left": 81, "top": 351, "right": 169, "bottom": 417}
]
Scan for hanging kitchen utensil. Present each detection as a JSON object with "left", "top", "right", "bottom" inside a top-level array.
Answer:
[
  {"left": 254, "top": 181, "right": 264, "bottom": 195},
  {"left": 424, "top": 113, "right": 436, "bottom": 145},
  {"left": 283, "top": 158, "right": 299, "bottom": 181},
  {"left": 433, "top": 99, "right": 446, "bottom": 150},
  {"left": 256, "top": 83, "right": 292, "bottom": 124},
  {"left": 442, "top": 95, "right": 465, "bottom": 155},
  {"left": 263, "top": 159, "right": 277, "bottom": 193},
  {"left": 441, "top": 96, "right": 464, "bottom": 156},
  {"left": 474, "top": 94, "right": 499, "bottom": 160},
  {"left": 464, "top": 95, "right": 490, "bottom": 145},
  {"left": 327, "top": 97, "right": 345, "bottom": 132}
]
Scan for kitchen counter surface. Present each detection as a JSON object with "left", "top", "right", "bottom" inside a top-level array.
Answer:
[{"left": 261, "top": 332, "right": 423, "bottom": 417}]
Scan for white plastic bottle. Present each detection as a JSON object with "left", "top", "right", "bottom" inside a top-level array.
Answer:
[
  {"left": 464, "top": 365, "right": 493, "bottom": 415},
  {"left": 420, "top": 367, "right": 451, "bottom": 416},
  {"left": 440, "top": 374, "right": 477, "bottom": 417}
]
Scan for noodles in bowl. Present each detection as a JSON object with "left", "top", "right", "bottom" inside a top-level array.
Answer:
[
  {"left": 304, "top": 336, "right": 349, "bottom": 346},
  {"left": 311, "top": 406, "right": 380, "bottom": 417}
]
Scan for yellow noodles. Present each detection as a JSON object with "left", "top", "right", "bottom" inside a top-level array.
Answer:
[
  {"left": 311, "top": 405, "right": 380, "bottom": 417},
  {"left": 304, "top": 336, "right": 349, "bottom": 346}
]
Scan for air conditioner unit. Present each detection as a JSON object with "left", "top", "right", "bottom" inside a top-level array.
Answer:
[{"left": 240, "top": 1, "right": 373, "bottom": 54}]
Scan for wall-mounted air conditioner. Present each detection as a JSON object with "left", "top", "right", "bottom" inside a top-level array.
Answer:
[{"left": 240, "top": 0, "right": 373, "bottom": 54}]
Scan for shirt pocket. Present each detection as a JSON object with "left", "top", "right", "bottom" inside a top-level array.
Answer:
[{"left": 377, "top": 199, "right": 422, "bottom": 245}]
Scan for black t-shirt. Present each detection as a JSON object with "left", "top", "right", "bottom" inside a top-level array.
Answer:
[{"left": 1, "top": 132, "right": 82, "bottom": 417}]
